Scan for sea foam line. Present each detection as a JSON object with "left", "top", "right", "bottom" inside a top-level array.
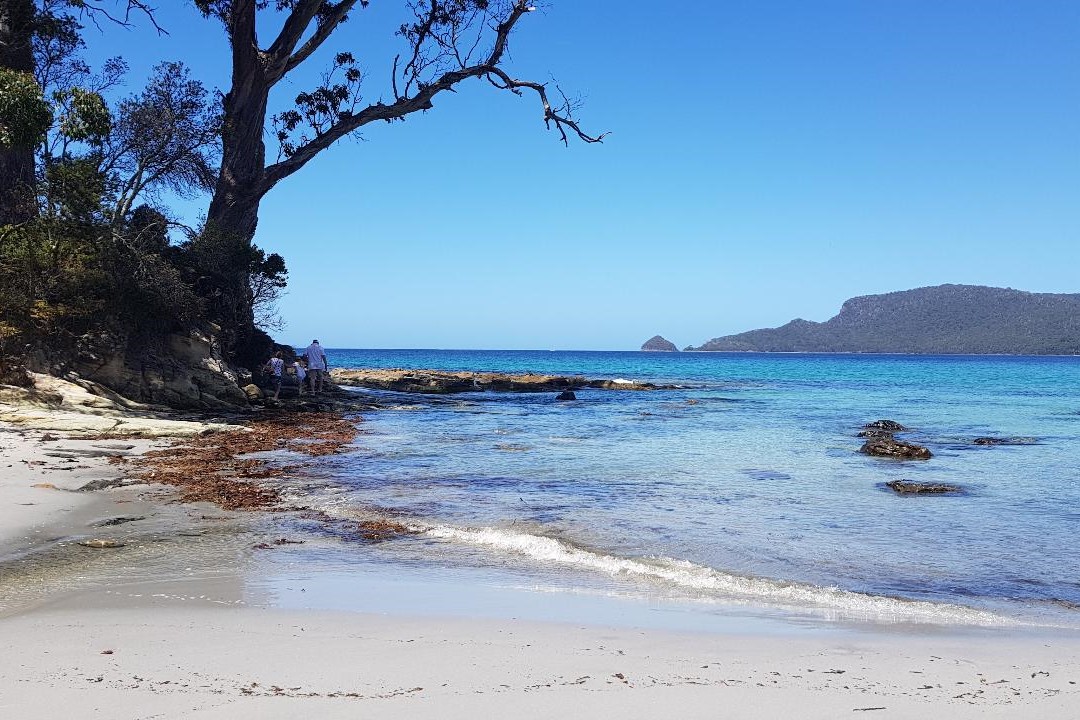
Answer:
[
  {"left": 423, "top": 524, "right": 1012, "bottom": 626},
  {"left": 279, "top": 495, "right": 1012, "bottom": 626}
]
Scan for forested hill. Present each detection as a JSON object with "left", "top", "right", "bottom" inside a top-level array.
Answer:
[{"left": 688, "top": 285, "right": 1080, "bottom": 355}]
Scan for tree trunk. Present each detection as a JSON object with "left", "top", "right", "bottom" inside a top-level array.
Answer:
[
  {"left": 0, "top": 0, "right": 38, "bottom": 226},
  {"left": 205, "top": 56, "right": 271, "bottom": 361}
]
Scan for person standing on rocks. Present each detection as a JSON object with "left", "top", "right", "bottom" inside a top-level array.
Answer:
[
  {"left": 305, "top": 340, "right": 328, "bottom": 394},
  {"left": 265, "top": 351, "right": 285, "bottom": 400},
  {"left": 293, "top": 359, "right": 307, "bottom": 396}
]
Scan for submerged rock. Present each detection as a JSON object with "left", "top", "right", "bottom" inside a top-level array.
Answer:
[
  {"left": 973, "top": 436, "right": 1036, "bottom": 446},
  {"left": 555, "top": 390, "right": 577, "bottom": 401},
  {"left": 78, "top": 539, "right": 125, "bottom": 548},
  {"left": 859, "top": 438, "right": 932, "bottom": 460},
  {"left": 885, "top": 480, "right": 961, "bottom": 494},
  {"left": 864, "top": 419, "right": 908, "bottom": 432},
  {"left": 91, "top": 516, "right": 146, "bottom": 527}
]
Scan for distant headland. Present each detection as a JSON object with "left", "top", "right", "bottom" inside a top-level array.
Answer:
[{"left": 685, "top": 285, "right": 1080, "bottom": 355}]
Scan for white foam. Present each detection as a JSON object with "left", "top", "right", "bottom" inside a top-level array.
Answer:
[{"left": 424, "top": 524, "right": 1012, "bottom": 626}]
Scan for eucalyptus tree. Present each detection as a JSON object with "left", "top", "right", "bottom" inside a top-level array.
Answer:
[
  {"left": 191, "top": 0, "right": 602, "bottom": 353},
  {"left": 199, "top": 0, "right": 602, "bottom": 241},
  {"left": 0, "top": 0, "right": 43, "bottom": 224}
]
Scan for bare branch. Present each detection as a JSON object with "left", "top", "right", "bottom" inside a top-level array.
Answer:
[
  {"left": 265, "top": 0, "right": 324, "bottom": 73},
  {"left": 78, "top": 1, "right": 168, "bottom": 36},
  {"left": 485, "top": 67, "right": 607, "bottom": 145},
  {"left": 279, "top": 0, "right": 365, "bottom": 80}
]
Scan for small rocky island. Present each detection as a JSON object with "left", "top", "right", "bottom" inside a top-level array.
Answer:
[{"left": 641, "top": 335, "right": 678, "bottom": 352}]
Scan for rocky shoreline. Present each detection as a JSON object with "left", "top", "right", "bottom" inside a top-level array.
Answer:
[{"left": 330, "top": 368, "right": 678, "bottom": 394}]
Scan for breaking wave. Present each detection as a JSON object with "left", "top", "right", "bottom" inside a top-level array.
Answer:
[{"left": 423, "top": 523, "right": 1013, "bottom": 626}]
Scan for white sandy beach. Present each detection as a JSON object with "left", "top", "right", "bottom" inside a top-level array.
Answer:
[{"left": 2, "top": 415, "right": 1079, "bottom": 719}]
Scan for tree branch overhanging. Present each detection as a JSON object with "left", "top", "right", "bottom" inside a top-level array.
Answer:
[
  {"left": 263, "top": 0, "right": 605, "bottom": 190},
  {"left": 484, "top": 67, "right": 607, "bottom": 146}
]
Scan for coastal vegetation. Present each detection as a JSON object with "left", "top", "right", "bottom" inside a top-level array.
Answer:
[
  {"left": 0, "top": 1, "right": 599, "bottom": 404},
  {"left": 688, "top": 285, "right": 1080, "bottom": 355}
]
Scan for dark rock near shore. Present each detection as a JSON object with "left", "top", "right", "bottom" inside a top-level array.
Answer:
[
  {"left": 555, "top": 390, "right": 576, "bottom": 401},
  {"left": 859, "top": 438, "right": 933, "bottom": 460},
  {"left": 864, "top": 419, "right": 907, "bottom": 432},
  {"left": 857, "top": 428, "right": 895, "bottom": 439},
  {"left": 77, "top": 477, "right": 138, "bottom": 492},
  {"left": 885, "top": 480, "right": 962, "bottom": 494},
  {"left": 973, "top": 436, "right": 1036, "bottom": 446},
  {"left": 641, "top": 335, "right": 678, "bottom": 352}
]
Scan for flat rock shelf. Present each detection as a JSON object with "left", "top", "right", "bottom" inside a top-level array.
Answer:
[{"left": 330, "top": 368, "right": 678, "bottom": 394}]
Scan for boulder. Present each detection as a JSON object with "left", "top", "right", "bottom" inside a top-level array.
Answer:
[
  {"left": 859, "top": 438, "right": 932, "bottom": 460},
  {"left": 555, "top": 390, "right": 576, "bottom": 401},
  {"left": 243, "top": 383, "right": 265, "bottom": 401},
  {"left": 73, "top": 328, "right": 249, "bottom": 410},
  {"left": 864, "top": 419, "right": 907, "bottom": 432},
  {"left": 885, "top": 480, "right": 961, "bottom": 495},
  {"left": 641, "top": 335, "right": 678, "bottom": 352}
]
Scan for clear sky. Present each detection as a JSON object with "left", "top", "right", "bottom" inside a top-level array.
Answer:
[{"left": 84, "top": 1, "right": 1079, "bottom": 350}]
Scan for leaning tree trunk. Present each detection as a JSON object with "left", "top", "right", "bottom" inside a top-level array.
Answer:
[
  {"left": 0, "top": 0, "right": 38, "bottom": 226},
  {"left": 204, "top": 34, "right": 272, "bottom": 364}
]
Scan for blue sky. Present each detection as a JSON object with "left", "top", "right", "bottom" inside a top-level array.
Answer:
[{"left": 85, "top": 1, "right": 1079, "bottom": 349}]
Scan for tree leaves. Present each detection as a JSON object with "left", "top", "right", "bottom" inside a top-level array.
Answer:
[{"left": 0, "top": 69, "right": 53, "bottom": 149}]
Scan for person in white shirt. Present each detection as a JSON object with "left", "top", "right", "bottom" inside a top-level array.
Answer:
[
  {"left": 293, "top": 360, "right": 307, "bottom": 396},
  {"left": 265, "top": 351, "right": 285, "bottom": 400},
  {"left": 304, "top": 340, "right": 327, "bottom": 394}
]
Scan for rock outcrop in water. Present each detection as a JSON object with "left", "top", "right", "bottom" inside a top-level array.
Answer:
[
  {"left": 686, "top": 285, "right": 1080, "bottom": 354},
  {"left": 885, "top": 480, "right": 962, "bottom": 494},
  {"left": 864, "top": 419, "right": 907, "bottom": 432},
  {"left": 330, "top": 369, "right": 676, "bottom": 394},
  {"left": 973, "top": 436, "right": 1036, "bottom": 446},
  {"left": 860, "top": 437, "right": 933, "bottom": 460},
  {"left": 641, "top": 335, "right": 678, "bottom": 352}
]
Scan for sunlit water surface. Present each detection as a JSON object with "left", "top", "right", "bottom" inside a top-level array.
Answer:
[{"left": 271, "top": 350, "right": 1080, "bottom": 627}]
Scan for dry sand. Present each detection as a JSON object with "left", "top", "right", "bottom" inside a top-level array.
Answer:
[
  {"left": 2, "top": 599, "right": 1078, "bottom": 719},
  {"left": 2, "top": 416, "right": 1079, "bottom": 719}
]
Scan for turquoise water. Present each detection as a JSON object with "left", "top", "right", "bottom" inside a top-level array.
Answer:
[{"left": 281, "top": 350, "right": 1080, "bottom": 626}]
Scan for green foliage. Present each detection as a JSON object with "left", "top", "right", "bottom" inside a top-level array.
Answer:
[
  {"left": 42, "top": 154, "right": 107, "bottom": 219},
  {"left": 272, "top": 51, "right": 363, "bottom": 159},
  {"left": 0, "top": 69, "right": 53, "bottom": 149},
  {"left": 55, "top": 86, "right": 110, "bottom": 143}
]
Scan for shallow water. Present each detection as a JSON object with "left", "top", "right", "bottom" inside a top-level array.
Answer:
[{"left": 283, "top": 350, "right": 1080, "bottom": 627}]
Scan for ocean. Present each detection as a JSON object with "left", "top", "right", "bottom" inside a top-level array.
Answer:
[{"left": 269, "top": 350, "right": 1080, "bottom": 628}]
